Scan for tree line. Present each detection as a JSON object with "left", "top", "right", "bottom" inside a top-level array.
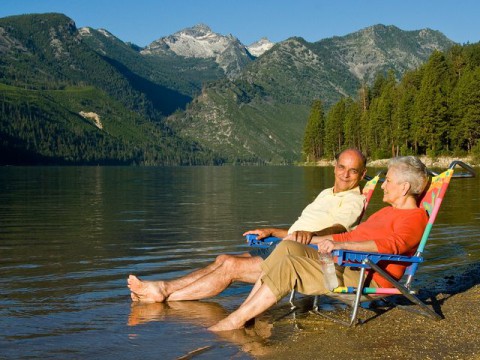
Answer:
[{"left": 303, "top": 43, "right": 480, "bottom": 162}]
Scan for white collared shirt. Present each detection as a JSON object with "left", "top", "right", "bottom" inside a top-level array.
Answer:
[{"left": 288, "top": 186, "right": 365, "bottom": 233}]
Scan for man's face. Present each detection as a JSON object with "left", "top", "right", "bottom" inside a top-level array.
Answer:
[{"left": 333, "top": 151, "right": 366, "bottom": 193}]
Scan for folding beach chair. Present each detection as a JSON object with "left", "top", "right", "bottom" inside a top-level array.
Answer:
[{"left": 313, "top": 160, "right": 476, "bottom": 327}]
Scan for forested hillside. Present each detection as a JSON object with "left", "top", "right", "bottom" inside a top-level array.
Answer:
[
  {"left": 167, "top": 26, "right": 455, "bottom": 164},
  {"left": 0, "top": 13, "right": 223, "bottom": 165},
  {"left": 0, "top": 13, "right": 461, "bottom": 165},
  {"left": 303, "top": 44, "right": 480, "bottom": 161}
]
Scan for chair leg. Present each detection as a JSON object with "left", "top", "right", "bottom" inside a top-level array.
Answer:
[
  {"left": 365, "top": 259, "right": 442, "bottom": 320},
  {"left": 309, "top": 266, "right": 368, "bottom": 327},
  {"left": 313, "top": 295, "right": 319, "bottom": 311},
  {"left": 273, "top": 289, "right": 300, "bottom": 324},
  {"left": 348, "top": 266, "right": 367, "bottom": 326},
  {"left": 288, "top": 289, "right": 296, "bottom": 310}
]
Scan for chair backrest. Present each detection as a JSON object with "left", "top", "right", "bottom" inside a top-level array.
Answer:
[
  {"left": 362, "top": 173, "right": 381, "bottom": 210},
  {"left": 403, "top": 168, "right": 454, "bottom": 284},
  {"left": 357, "top": 172, "right": 382, "bottom": 223},
  {"left": 417, "top": 168, "right": 454, "bottom": 254}
]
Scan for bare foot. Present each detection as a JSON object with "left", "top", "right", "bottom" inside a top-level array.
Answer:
[
  {"left": 127, "top": 275, "right": 167, "bottom": 303},
  {"left": 208, "top": 316, "right": 243, "bottom": 332}
]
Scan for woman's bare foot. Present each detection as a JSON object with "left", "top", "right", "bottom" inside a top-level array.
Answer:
[
  {"left": 127, "top": 275, "right": 168, "bottom": 303},
  {"left": 208, "top": 316, "right": 244, "bottom": 332}
]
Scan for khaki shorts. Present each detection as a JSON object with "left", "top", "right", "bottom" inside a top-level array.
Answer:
[{"left": 260, "top": 240, "right": 378, "bottom": 301}]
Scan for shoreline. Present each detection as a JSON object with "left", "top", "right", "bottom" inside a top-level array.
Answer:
[
  {"left": 314, "top": 155, "right": 478, "bottom": 168},
  {"left": 255, "top": 283, "right": 480, "bottom": 360}
]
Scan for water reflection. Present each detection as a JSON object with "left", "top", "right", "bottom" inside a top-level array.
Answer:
[
  {"left": 128, "top": 300, "right": 272, "bottom": 357},
  {"left": 0, "top": 165, "right": 479, "bottom": 359}
]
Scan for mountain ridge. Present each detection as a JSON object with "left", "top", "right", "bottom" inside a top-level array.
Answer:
[
  {"left": 166, "top": 24, "right": 456, "bottom": 163},
  {"left": 0, "top": 13, "right": 457, "bottom": 165},
  {"left": 140, "top": 24, "right": 256, "bottom": 78}
]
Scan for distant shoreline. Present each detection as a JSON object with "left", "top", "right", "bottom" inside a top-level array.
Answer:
[{"left": 313, "top": 155, "right": 478, "bottom": 169}]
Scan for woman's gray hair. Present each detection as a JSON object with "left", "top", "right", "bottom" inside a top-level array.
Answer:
[{"left": 388, "top": 156, "right": 429, "bottom": 196}]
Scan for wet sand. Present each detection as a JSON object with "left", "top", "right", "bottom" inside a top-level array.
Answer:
[{"left": 256, "top": 284, "right": 480, "bottom": 360}]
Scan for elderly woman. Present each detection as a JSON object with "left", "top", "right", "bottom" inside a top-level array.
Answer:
[{"left": 209, "top": 156, "right": 429, "bottom": 332}]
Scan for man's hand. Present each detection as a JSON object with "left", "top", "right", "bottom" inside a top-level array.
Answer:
[
  {"left": 243, "top": 228, "right": 273, "bottom": 240},
  {"left": 283, "top": 231, "right": 314, "bottom": 244},
  {"left": 290, "top": 231, "right": 314, "bottom": 244}
]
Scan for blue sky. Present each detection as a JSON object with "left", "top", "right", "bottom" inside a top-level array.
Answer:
[{"left": 1, "top": 0, "right": 479, "bottom": 47}]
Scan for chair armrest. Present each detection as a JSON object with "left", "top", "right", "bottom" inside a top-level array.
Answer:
[
  {"left": 333, "top": 249, "right": 423, "bottom": 268},
  {"left": 245, "top": 234, "right": 282, "bottom": 248}
]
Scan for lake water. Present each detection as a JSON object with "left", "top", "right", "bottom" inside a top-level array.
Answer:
[{"left": 1, "top": 165, "right": 479, "bottom": 359}]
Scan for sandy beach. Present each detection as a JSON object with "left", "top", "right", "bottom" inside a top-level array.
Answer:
[{"left": 249, "top": 264, "right": 480, "bottom": 360}]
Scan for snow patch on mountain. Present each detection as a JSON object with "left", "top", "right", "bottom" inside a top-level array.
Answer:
[
  {"left": 78, "top": 27, "right": 91, "bottom": 36},
  {"left": 247, "top": 37, "right": 275, "bottom": 57},
  {"left": 97, "top": 29, "right": 114, "bottom": 39},
  {"left": 142, "top": 24, "right": 231, "bottom": 58},
  {"left": 141, "top": 24, "right": 254, "bottom": 78}
]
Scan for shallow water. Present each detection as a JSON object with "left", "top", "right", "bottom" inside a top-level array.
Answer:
[{"left": 0, "top": 165, "right": 479, "bottom": 359}]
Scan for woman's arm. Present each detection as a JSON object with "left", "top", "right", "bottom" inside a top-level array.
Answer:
[{"left": 314, "top": 236, "right": 379, "bottom": 254}]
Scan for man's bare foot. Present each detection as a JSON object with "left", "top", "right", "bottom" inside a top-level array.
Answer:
[
  {"left": 208, "top": 316, "right": 243, "bottom": 332},
  {"left": 127, "top": 275, "right": 167, "bottom": 303}
]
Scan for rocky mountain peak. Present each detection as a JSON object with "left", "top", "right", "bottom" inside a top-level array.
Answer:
[
  {"left": 247, "top": 37, "right": 275, "bottom": 57},
  {"left": 142, "top": 23, "right": 233, "bottom": 58},
  {"left": 141, "top": 23, "right": 254, "bottom": 78},
  {"left": 181, "top": 23, "right": 212, "bottom": 37}
]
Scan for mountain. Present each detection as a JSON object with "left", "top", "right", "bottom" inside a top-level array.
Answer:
[
  {"left": 141, "top": 24, "right": 254, "bottom": 78},
  {"left": 166, "top": 25, "right": 456, "bottom": 163},
  {"left": 313, "top": 25, "right": 455, "bottom": 85},
  {"left": 0, "top": 14, "right": 457, "bottom": 165},
  {"left": 77, "top": 25, "right": 224, "bottom": 114},
  {"left": 247, "top": 37, "right": 275, "bottom": 57},
  {"left": 0, "top": 13, "right": 222, "bottom": 165}
]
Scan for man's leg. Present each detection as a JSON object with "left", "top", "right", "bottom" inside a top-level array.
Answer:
[
  {"left": 167, "top": 255, "right": 262, "bottom": 301},
  {"left": 128, "top": 252, "right": 262, "bottom": 302}
]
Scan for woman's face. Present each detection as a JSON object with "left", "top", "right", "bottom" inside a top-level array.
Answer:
[{"left": 381, "top": 168, "right": 407, "bottom": 205}]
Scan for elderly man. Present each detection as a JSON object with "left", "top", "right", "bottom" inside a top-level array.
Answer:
[{"left": 128, "top": 148, "right": 367, "bottom": 302}]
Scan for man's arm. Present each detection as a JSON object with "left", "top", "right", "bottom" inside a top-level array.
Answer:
[
  {"left": 312, "top": 224, "right": 347, "bottom": 236},
  {"left": 284, "top": 224, "right": 347, "bottom": 244},
  {"left": 243, "top": 228, "right": 288, "bottom": 240}
]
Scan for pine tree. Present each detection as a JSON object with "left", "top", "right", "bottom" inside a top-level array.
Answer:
[
  {"left": 343, "top": 97, "right": 362, "bottom": 149},
  {"left": 324, "top": 98, "right": 346, "bottom": 157},
  {"left": 413, "top": 51, "right": 452, "bottom": 155},
  {"left": 450, "top": 67, "right": 480, "bottom": 151},
  {"left": 302, "top": 99, "right": 325, "bottom": 162}
]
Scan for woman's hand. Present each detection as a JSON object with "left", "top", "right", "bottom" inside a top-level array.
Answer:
[{"left": 316, "top": 237, "right": 335, "bottom": 254}]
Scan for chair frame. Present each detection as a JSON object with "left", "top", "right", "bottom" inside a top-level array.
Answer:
[{"left": 312, "top": 160, "right": 476, "bottom": 327}]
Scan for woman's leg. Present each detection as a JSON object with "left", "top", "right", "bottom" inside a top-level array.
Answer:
[
  {"left": 209, "top": 253, "right": 328, "bottom": 331},
  {"left": 208, "top": 282, "right": 277, "bottom": 332}
]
